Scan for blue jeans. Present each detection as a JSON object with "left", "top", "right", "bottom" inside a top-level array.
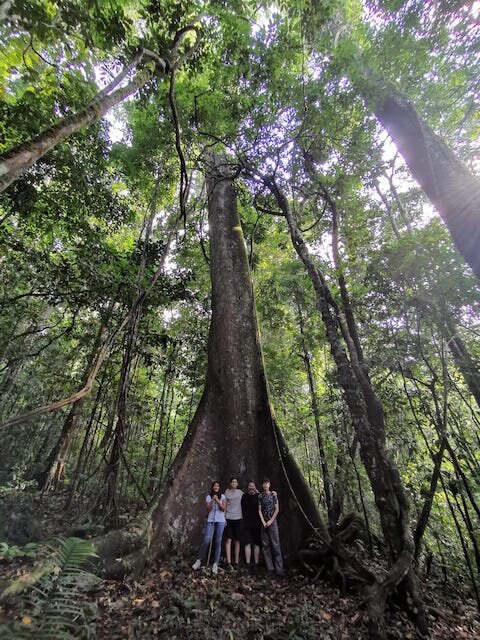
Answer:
[{"left": 199, "top": 521, "right": 225, "bottom": 564}]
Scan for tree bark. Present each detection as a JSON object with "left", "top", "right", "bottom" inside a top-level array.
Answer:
[
  {"left": 149, "top": 154, "right": 326, "bottom": 562},
  {"left": 358, "top": 67, "right": 480, "bottom": 278},
  {"left": 0, "top": 64, "right": 153, "bottom": 193}
]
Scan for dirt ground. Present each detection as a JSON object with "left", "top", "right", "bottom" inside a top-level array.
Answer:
[{"left": 0, "top": 491, "right": 479, "bottom": 639}]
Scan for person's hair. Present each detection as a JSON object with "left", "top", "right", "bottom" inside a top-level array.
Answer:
[
  {"left": 248, "top": 480, "right": 256, "bottom": 485},
  {"left": 262, "top": 477, "right": 270, "bottom": 484},
  {"left": 210, "top": 481, "right": 221, "bottom": 498},
  {"left": 229, "top": 477, "right": 238, "bottom": 484}
]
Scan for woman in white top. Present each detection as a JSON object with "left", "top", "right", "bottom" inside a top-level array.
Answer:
[{"left": 192, "top": 481, "right": 226, "bottom": 575}]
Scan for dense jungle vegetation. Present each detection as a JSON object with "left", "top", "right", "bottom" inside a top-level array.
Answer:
[{"left": 0, "top": 0, "right": 479, "bottom": 638}]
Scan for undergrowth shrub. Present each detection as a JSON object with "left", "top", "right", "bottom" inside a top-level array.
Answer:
[{"left": 0, "top": 537, "right": 101, "bottom": 639}]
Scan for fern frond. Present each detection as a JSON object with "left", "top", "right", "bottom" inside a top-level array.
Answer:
[
  {"left": 0, "top": 537, "right": 100, "bottom": 639},
  {"left": 54, "top": 537, "right": 97, "bottom": 570}
]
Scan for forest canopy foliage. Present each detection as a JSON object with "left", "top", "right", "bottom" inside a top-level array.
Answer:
[{"left": 0, "top": 0, "right": 479, "bottom": 616}]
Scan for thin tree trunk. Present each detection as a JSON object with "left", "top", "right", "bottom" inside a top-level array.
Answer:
[
  {"left": 0, "top": 59, "right": 152, "bottom": 193},
  {"left": 441, "top": 471, "right": 480, "bottom": 608},
  {"left": 149, "top": 348, "right": 176, "bottom": 492},
  {"left": 412, "top": 432, "right": 447, "bottom": 560},
  {"left": 453, "top": 489, "right": 480, "bottom": 577},
  {"left": 38, "top": 313, "right": 112, "bottom": 491},
  {"left": 65, "top": 366, "right": 109, "bottom": 510},
  {"left": 374, "top": 180, "right": 401, "bottom": 239},
  {"left": 98, "top": 306, "right": 141, "bottom": 524},
  {"left": 157, "top": 384, "right": 176, "bottom": 484},
  {"left": 295, "top": 295, "right": 334, "bottom": 525}
]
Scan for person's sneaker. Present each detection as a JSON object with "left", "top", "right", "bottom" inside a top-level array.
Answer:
[
  {"left": 192, "top": 559, "right": 201, "bottom": 571},
  {"left": 226, "top": 563, "right": 234, "bottom": 572},
  {"left": 212, "top": 563, "right": 218, "bottom": 576}
]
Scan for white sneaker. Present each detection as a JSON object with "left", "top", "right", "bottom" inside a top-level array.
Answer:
[
  {"left": 192, "top": 559, "right": 201, "bottom": 571},
  {"left": 212, "top": 563, "right": 218, "bottom": 576}
]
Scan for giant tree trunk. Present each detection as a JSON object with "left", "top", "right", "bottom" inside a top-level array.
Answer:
[
  {"left": 150, "top": 154, "right": 326, "bottom": 561},
  {"left": 357, "top": 68, "right": 480, "bottom": 279}
]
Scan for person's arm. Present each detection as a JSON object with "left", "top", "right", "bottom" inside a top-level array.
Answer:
[
  {"left": 267, "top": 497, "right": 279, "bottom": 526},
  {"left": 219, "top": 496, "right": 226, "bottom": 511},
  {"left": 258, "top": 499, "right": 267, "bottom": 528},
  {"left": 207, "top": 496, "right": 214, "bottom": 512}
]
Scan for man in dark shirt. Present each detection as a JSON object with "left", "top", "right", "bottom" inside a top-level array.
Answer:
[
  {"left": 241, "top": 481, "right": 262, "bottom": 569},
  {"left": 258, "top": 477, "right": 284, "bottom": 576}
]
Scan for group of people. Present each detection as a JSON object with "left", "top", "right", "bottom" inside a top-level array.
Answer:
[{"left": 192, "top": 477, "right": 284, "bottom": 577}]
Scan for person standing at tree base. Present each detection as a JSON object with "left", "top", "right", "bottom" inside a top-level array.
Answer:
[
  {"left": 192, "top": 481, "right": 226, "bottom": 576},
  {"left": 241, "top": 480, "right": 262, "bottom": 571},
  {"left": 258, "top": 477, "right": 284, "bottom": 576},
  {"left": 225, "top": 477, "right": 243, "bottom": 569}
]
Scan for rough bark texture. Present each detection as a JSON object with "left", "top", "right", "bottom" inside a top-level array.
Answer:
[
  {"left": 150, "top": 155, "right": 326, "bottom": 563},
  {"left": 360, "top": 70, "right": 480, "bottom": 279}
]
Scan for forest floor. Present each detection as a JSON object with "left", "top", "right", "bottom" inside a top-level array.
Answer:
[{"left": 0, "top": 490, "right": 479, "bottom": 639}]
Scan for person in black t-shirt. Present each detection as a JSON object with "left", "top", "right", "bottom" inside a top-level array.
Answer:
[{"left": 241, "top": 481, "right": 261, "bottom": 568}]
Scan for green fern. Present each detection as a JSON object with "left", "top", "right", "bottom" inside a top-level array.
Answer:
[
  {"left": 0, "top": 537, "right": 101, "bottom": 639},
  {"left": 53, "top": 537, "right": 97, "bottom": 570}
]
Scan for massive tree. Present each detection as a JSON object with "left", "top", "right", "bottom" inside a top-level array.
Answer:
[
  {"left": 1, "top": 3, "right": 480, "bottom": 629},
  {"left": 150, "top": 154, "right": 326, "bottom": 560}
]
